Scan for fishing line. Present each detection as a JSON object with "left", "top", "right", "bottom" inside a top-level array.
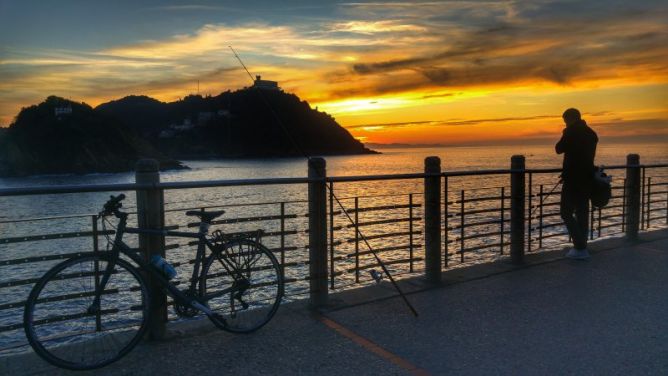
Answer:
[
  {"left": 529, "top": 178, "right": 562, "bottom": 219},
  {"left": 229, "top": 46, "right": 418, "bottom": 317}
]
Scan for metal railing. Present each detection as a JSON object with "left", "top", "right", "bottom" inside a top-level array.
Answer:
[{"left": 0, "top": 154, "right": 666, "bottom": 352}]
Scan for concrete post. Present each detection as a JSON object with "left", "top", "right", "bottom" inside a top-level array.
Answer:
[
  {"left": 308, "top": 157, "right": 328, "bottom": 307},
  {"left": 424, "top": 156, "right": 442, "bottom": 283},
  {"left": 510, "top": 155, "right": 525, "bottom": 265},
  {"left": 135, "top": 159, "right": 166, "bottom": 339},
  {"left": 625, "top": 154, "right": 641, "bottom": 240}
]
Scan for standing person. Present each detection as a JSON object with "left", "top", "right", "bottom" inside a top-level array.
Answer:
[{"left": 556, "top": 108, "right": 598, "bottom": 259}]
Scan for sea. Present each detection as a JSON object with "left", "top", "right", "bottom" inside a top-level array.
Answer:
[{"left": 1, "top": 142, "right": 666, "bottom": 351}]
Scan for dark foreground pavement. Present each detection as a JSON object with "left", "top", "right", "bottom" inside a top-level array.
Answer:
[{"left": 3, "top": 230, "right": 667, "bottom": 375}]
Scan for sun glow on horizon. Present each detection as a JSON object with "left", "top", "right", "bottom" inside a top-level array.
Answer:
[{"left": 1, "top": 1, "right": 667, "bottom": 143}]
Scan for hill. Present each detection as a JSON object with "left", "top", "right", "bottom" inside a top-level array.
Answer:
[
  {"left": 96, "top": 88, "right": 375, "bottom": 158},
  {"left": 0, "top": 88, "right": 375, "bottom": 176},
  {"left": 0, "top": 96, "right": 183, "bottom": 176}
]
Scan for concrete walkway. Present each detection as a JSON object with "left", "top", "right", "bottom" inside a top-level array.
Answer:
[{"left": 3, "top": 230, "right": 667, "bottom": 375}]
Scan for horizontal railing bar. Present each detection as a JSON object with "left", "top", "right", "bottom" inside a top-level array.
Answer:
[
  {"left": 601, "top": 204, "right": 624, "bottom": 210},
  {"left": 641, "top": 164, "right": 668, "bottom": 169},
  {"left": 334, "top": 192, "right": 423, "bottom": 200},
  {"left": 0, "top": 213, "right": 98, "bottom": 224},
  {"left": 345, "top": 217, "right": 420, "bottom": 228},
  {"left": 447, "top": 207, "right": 509, "bottom": 217},
  {"left": 446, "top": 185, "right": 509, "bottom": 193},
  {"left": 0, "top": 178, "right": 319, "bottom": 197},
  {"left": 327, "top": 173, "right": 427, "bottom": 183},
  {"left": 306, "top": 211, "right": 343, "bottom": 218},
  {"left": 599, "top": 213, "right": 624, "bottom": 221},
  {"left": 534, "top": 202, "right": 560, "bottom": 209},
  {"left": 345, "top": 231, "right": 420, "bottom": 242},
  {"left": 0, "top": 288, "right": 121, "bottom": 311},
  {"left": 346, "top": 244, "right": 423, "bottom": 257},
  {"left": 538, "top": 232, "right": 568, "bottom": 240},
  {"left": 455, "top": 242, "right": 507, "bottom": 254},
  {"left": 535, "top": 212, "right": 562, "bottom": 220},
  {"left": 0, "top": 183, "right": 149, "bottom": 196},
  {"left": 159, "top": 177, "right": 319, "bottom": 189},
  {"left": 443, "top": 169, "right": 518, "bottom": 177},
  {"left": 164, "top": 199, "right": 309, "bottom": 213},
  {"left": 526, "top": 164, "right": 667, "bottom": 173},
  {"left": 536, "top": 222, "right": 566, "bottom": 230},
  {"left": 455, "top": 195, "right": 506, "bottom": 204},
  {"left": 345, "top": 203, "right": 421, "bottom": 213},
  {"left": 0, "top": 230, "right": 114, "bottom": 244},
  {"left": 0, "top": 251, "right": 97, "bottom": 266},
  {"left": 598, "top": 222, "right": 623, "bottom": 230},
  {"left": 347, "top": 257, "right": 423, "bottom": 272},
  {"left": 447, "top": 218, "right": 509, "bottom": 231},
  {"left": 200, "top": 214, "right": 299, "bottom": 226},
  {"left": 448, "top": 230, "right": 509, "bottom": 243}
]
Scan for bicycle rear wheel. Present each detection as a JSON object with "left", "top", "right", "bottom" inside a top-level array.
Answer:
[
  {"left": 201, "top": 239, "right": 283, "bottom": 333},
  {"left": 24, "top": 254, "right": 149, "bottom": 370}
]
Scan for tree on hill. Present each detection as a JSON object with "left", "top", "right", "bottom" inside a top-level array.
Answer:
[{"left": 2, "top": 96, "right": 182, "bottom": 176}]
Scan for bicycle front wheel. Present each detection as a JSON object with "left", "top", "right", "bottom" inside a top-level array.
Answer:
[
  {"left": 24, "top": 254, "right": 149, "bottom": 370},
  {"left": 201, "top": 239, "right": 283, "bottom": 333}
]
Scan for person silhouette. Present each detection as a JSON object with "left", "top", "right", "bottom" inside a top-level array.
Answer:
[{"left": 556, "top": 108, "right": 598, "bottom": 259}]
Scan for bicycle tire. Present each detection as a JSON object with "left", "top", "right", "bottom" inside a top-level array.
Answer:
[
  {"left": 200, "top": 239, "right": 283, "bottom": 333},
  {"left": 24, "top": 254, "right": 149, "bottom": 370}
]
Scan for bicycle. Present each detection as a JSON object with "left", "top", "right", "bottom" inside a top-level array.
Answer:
[{"left": 23, "top": 194, "right": 284, "bottom": 370}]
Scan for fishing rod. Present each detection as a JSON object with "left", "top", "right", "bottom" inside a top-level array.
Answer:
[{"left": 229, "top": 46, "right": 419, "bottom": 317}]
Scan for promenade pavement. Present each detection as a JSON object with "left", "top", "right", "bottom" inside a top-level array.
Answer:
[{"left": 3, "top": 229, "right": 667, "bottom": 375}]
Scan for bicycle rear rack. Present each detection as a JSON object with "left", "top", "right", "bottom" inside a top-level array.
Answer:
[{"left": 210, "top": 229, "right": 264, "bottom": 246}]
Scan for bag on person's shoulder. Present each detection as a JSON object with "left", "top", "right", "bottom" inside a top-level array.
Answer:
[{"left": 591, "top": 166, "right": 612, "bottom": 208}]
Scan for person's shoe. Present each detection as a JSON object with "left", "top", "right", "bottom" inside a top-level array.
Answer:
[
  {"left": 566, "top": 248, "right": 590, "bottom": 260},
  {"left": 565, "top": 248, "right": 579, "bottom": 258}
]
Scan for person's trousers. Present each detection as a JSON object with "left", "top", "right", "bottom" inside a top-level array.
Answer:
[{"left": 560, "top": 181, "right": 590, "bottom": 250}]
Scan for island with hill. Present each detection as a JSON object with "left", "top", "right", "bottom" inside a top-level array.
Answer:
[{"left": 0, "top": 78, "right": 375, "bottom": 176}]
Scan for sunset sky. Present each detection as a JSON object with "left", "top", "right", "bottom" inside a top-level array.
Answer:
[{"left": 1, "top": 0, "right": 667, "bottom": 144}]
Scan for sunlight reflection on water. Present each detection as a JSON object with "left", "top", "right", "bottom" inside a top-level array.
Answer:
[{"left": 1, "top": 143, "right": 666, "bottom": 351}]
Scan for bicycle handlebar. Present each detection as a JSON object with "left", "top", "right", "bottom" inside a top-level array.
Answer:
[{"left": 100, "top": 194, "right": 126, "bottom": 216}]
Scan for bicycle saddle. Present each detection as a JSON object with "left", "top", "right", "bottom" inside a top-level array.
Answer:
[{"left": 185, "top": 210, "right": 226, "bottom": 223}]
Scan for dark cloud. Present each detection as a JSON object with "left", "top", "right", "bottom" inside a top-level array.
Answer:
[
  {"left": 342, "top": 1, "right": 668, "bottom": 95},
  {"left": 348, "top": 114, "right": 560, "bottom": 129}
]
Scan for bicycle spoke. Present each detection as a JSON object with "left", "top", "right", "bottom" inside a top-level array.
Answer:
[
  {"left": 25, "top": 255, "right": 148, "bottom": 370},
  {"left": 201, "top": 239, "right": 283, "bottom": 333}
]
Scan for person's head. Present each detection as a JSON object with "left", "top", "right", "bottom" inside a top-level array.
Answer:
[{"left": 562, "top": 108, "right": 581, "bottom": 126}]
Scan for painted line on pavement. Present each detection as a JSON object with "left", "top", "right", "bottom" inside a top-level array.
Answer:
[{"left": 317, "top": 314, "right": 431, "bottom": 376}]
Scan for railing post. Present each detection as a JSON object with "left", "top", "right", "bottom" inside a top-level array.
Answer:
[
  {"left": 308, "top": 157, "right": 328, "bottom": 308},
  {"left": 424, "top": 156, "right": 441, "bottom": 283},
  {"left": 135, "top": 159, "right": 166, "bottom": 339},
  {"left": 625, "top": 154, "right": 641, "bottom": 240},
  {"left": 510, "top": 155, "right": 525, "bottom": 265}
]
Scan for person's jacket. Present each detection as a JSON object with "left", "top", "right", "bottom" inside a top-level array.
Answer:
[{"left": 555, "top": 119, "right": 598, "bottom": 184}]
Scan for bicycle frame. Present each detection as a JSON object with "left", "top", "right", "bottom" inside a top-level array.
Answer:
[{"left": 92, "top": 212, "right": 246, "bottom": 318}]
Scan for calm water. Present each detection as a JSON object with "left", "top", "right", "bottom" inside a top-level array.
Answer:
[
  {"left": 2, "top": 142, "right": 666, "bottom": 216},
  {"left": 1, "top": 142, "right": 666, "bottom": 351}
]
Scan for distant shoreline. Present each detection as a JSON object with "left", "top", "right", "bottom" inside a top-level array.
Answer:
[{"left": 366, "top": 138, "right": 668, "bottom": 149}]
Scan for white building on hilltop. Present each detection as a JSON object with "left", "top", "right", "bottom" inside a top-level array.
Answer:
[{"left": 252, "top": 75, "right": 280, "bottom": 91}]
